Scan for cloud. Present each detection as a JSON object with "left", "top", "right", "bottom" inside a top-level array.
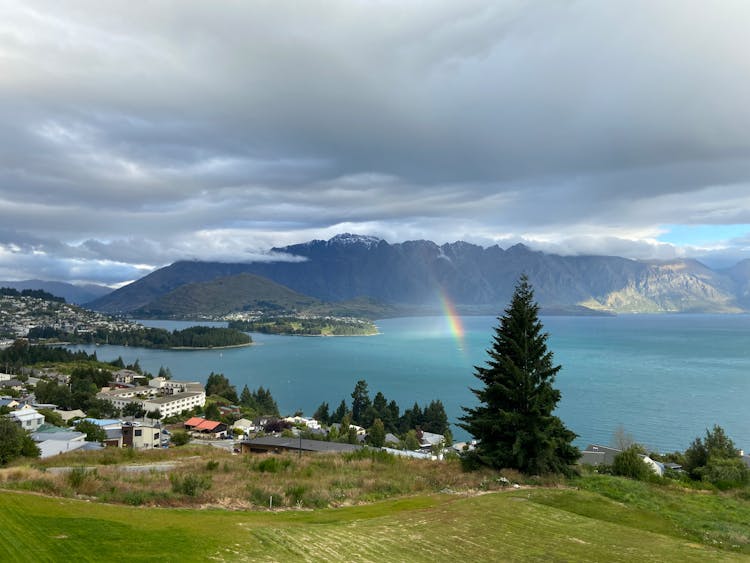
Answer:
[{"left": 1, "top": 1, "right": 750, "bottom": 283}]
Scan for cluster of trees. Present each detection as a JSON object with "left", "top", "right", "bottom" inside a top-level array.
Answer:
[
  {"left": 203, "top": 372, "right": 279, "bottom": 420},
  {"left": 0, "top": 417, "right": 40, "bottom": 465},
  {"left": 608, "top": 425, "right": 748, "bottom": 489},
  {"left": 670, "top": 426, "right": 746, "bottom": 489},
  {"left": 29, "top": 326, "right": 251, "bottom": 349},
  {"left": 229, "top": 317, "right": 376, "bottom": 336},
  {"left": 0, "top": 287, "right": 64, "bottom": 302},
  {"left": 312, "top": 379, "right": 449, "bottom": 437},
  {"left": 34, "top": 366, "right": 119, "bottom": 418},
  {"left": 0, "top": 340, "right": 95, "bottom": 374}
]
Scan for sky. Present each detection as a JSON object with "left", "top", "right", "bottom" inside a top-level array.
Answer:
[{"left": 1, "top": 1, "right": 750, "bottom": 286}]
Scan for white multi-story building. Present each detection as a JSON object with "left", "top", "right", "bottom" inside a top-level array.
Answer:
[{"left": 97, "top": 379, "right": 205, "bottom": 418}]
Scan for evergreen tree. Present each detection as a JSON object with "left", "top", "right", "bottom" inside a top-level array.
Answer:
[
  {"left": 331, "top": 399, "right": 347, "bottom": 424},
  {"left": 313, "top": 401, "right": 330, "bottom": 425},
  {"left": 252, "top": 386, "right": 279, "bottom": 416},
  {"left": 459, "top": 276, "right": 579, "bottom": 474},
  {"left": 384, "top": 400, "right": 400, "bottom": 433},
  {"left": 368, "top": 418, "right": 386, "bottom": 447},
  {"left": 372, "top": 392, "right": 388, "bottom": 419},
  {"left": 205, "top": 372, "right": 239, "bottom": 404},
  {"left": 240, "top": 385, "right": 254, "bottom": 408},
  {"left": 350, "top": 379, "right": 371, "bottom": 425},
  {"left": 422, "top": 399, "right": 448, "bottom": 435}
]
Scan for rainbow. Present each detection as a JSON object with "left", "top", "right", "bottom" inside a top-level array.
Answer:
[{"left": 438, "top": 288, "right": 466, "bottom": 352}]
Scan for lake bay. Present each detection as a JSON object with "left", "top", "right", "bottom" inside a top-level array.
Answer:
[{"left": 69, "top": 315, "right": 750, "bottom": 453}]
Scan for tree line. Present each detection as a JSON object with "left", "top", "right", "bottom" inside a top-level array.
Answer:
[
  {"left": 0, "top": 340, "right": 95, "bottom": 374},
  {"left": 28, "top": 325, "right": 252, "bottom": 349},
  {"left": 312, "top": 379, "right": 449, "bottom": 437},
  {"left": 229, "top": 317, "right": 376, "bottom": 336},
  {"left": 204, "top": 372, "right": 280, "bottom": 419}
]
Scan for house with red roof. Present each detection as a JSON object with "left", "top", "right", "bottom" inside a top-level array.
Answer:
[{"left": 184, "top": 417, "right": 227, "bottom": 439}]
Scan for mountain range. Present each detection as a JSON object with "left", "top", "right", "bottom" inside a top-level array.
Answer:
[
  {"left": 0, "top": 280, "right": 112, "bottom": 305},
  {"left": 87, "top": 234, "right": 750, "bottom": 316}
]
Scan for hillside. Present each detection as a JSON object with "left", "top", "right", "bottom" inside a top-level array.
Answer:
[
  {"left": 135, "top": 273, "right": 322, "bottom": 318},
  {"left": 1, "top": 448, "right": 748, "bottom": 561},
  {"left": 89, "top": 234, "right": 750, "bottom": 314},
  {"left": 0, "top": 280, "right": 111, "bottom": 305}
]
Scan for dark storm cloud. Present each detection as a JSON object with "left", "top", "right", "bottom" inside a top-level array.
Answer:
[{"left": 1, "top": 1, "right": 750, "bottom": 283}]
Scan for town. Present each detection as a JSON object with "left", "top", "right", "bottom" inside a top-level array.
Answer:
[
  {"left": 1, "top": 360, "right": 460, "bottom": 463},
  {"left": 0, "top": 290, "right": 134, "bottom": 345}
]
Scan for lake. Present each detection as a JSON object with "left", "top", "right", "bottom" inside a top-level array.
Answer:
[{"left": 68, "top": 315, "right": 750, "bottom": 453}]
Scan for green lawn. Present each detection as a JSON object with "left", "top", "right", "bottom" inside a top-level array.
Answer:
[{"left": 1, "top": 486, "right": 747, "bottom": 562}]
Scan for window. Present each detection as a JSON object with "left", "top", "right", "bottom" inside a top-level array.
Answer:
[{"left": 135, "top": 429, "right": 142, "bottom": 437}]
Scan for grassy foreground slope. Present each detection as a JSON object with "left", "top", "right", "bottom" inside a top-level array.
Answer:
[{"left": 1, "top": 487, "right": 745, "bottom": 562}]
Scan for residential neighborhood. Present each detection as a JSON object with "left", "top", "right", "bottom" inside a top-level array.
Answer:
[{"left": 0, "top": 293, "right": 134, "bottom": 341}]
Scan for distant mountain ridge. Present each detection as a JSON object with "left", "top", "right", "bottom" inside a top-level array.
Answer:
[
  {"left": 0, "top": 279, "right": 111, "bottom": 305},
  {"left": 88, "top": 234, "right": 750, "bottom": 315},
  {"left": 135, "top": 273, "right": 321, "bottom": 318}
]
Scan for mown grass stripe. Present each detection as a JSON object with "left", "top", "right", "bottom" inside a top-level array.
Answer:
[{"left": 0, "top": 490, "right": 746, "bottom": 562}]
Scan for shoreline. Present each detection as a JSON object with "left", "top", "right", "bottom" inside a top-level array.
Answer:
[
  {"left": 42, "top": 340, "right": 253, "bottom": 351},
  {"left": 165, "top": 342, "right": 253, "bottom": 350}
]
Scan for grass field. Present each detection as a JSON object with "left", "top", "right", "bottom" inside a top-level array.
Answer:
[
  {"left": 1, "top": 483, "right": 748, "bottom": 562},
  {"left": 2, "top": 448, "right": 749, "bottom": 561}
]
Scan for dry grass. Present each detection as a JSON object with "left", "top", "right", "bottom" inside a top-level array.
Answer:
[{"left": 1, "top": 447, "right": 514, "bottom": 509}]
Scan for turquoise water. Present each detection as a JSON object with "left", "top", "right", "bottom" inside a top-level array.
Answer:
[{"left": 69, "top": 315, "right": 750, "bottom": 453}]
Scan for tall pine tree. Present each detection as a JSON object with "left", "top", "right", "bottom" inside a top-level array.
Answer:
[{"left": 459, "top": 276, "right": 579, "bottom": 474}]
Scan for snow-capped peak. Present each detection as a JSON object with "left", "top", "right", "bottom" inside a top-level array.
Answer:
[{"left": 327, "top": 233, "right": 382, "bottom": 247}]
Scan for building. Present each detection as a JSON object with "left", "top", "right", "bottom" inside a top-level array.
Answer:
[
  {"left": 233, "top": 418, "right": 256, "bottom": 434},
  {"left": 54, "top": 409, "right": 87, "bottom": 423},
  {"left": 240, "top": 436, "right": 362, "bottom": 455},
  {"left": 184, "top": 417, "right": 227, "bottom": 439},
  {"left": 578, "top": 444, "right": 622, "bottom": 466},
  {"left": 141, "top": 392, "right": 205, "bottom": 419},
  {"left": 10, "top": 406, "right": 45, "bottom": 431},
  {"left": 417, "top": 430, "right": 445, "bottom": 451},
  {"left": 283, "top": 416, "right": 321, "bottom": 430},
  {"left": 122, "top": 422, "right": 161, "bottom": 449},
  {"left": 97, "top": 379, "right": 206, "bottom": 417},
  {"left": 112, "top": 369, "right": 145, "bottom": 385}
]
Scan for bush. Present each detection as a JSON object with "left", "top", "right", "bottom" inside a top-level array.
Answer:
[
  {"left": 700, "top": 457, "right": 749, "bottom": 490},
  {"left": 205, "top": 460, "right": 219, "bottom": 471},
  {"left": 247, "top": 485, "right": 282, "bottom": 508},
  {"left": 169, "top": 473, "right": 212, "bottom": 497},
  {"left": 253, "top": 456, "right": 293, "bottom": 473},
  {"left": 67, "top": 466, "right": 91, "bottom": 490},
  {"left": 285, "top": 484, "right": 308, "bottom": 505},
  {"left": 122, "top": 491, "right": 146, "bottom": 506},
  {"left": 171, "top": 430, "right": 190, "bottom": 446},
  {"left": 612, "top": 446, "right": 650, "bottom": 480}
]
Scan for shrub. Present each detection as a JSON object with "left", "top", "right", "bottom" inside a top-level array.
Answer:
[
  {"left": 170, "top": 473, "right": 212, "bottom": 497},
  {"left": 253, "top": 456, "right": 293, "bottom": 473},
  {"left": 67, "top": 466, "right": 91, "bottom": 489},
  {"left": 285, "top": 484, "right": 308, "bottom": 505},
  {"left": 205, "top": 460, "right": 219, "bottom": 471},
  {"left": 247, "top": 485, "right": 282, "bottom": 508},
  {"left": 171, "top": 430, "right": 191, "bottom": 447},
  {"left": 700, "top": 457, "right": 749, "bottom": 490},
  {"left": 612, "top": 446, "right": 650, "bottom": 480},
  {"left": 122, "top": 491, "right": 146, "bottom": 506}
]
